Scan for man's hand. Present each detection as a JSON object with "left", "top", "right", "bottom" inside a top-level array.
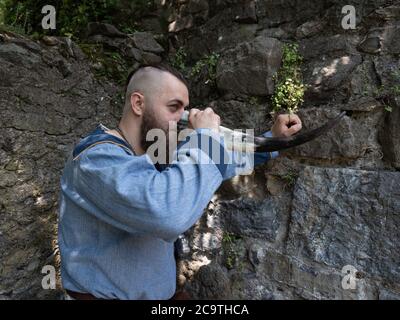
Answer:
[
  {"left": 271, "top": 114, "right": 302, "bottom": 137},
  {"left": 188, "top": 107, "right": 221, "bottom": 132}
]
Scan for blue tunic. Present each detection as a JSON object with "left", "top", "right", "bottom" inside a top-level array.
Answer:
[{"left": 58, "top": 124, "right": 278, "bottom": 299}]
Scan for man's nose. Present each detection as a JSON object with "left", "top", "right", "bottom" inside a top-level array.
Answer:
[{"left": 174, "top": 109, "right": 186, "bottom": 123}]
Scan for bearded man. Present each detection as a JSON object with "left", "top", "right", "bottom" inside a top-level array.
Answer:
[{"left": 58, "top": 63, "right": 302, "bottom": 300}]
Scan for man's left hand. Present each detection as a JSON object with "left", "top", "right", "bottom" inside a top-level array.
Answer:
[{"left": 271, "top": 113, "right": 302, "bottom": 137}]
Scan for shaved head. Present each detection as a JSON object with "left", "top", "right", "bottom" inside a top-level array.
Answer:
[
  {"left": 124, "top": 67, "right": 160, "bottom": 112},
  {"left": 123, "top": 64, "right": 188, "bottom": 115}
]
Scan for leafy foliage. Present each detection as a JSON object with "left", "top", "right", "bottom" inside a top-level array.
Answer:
[
  {"left": 373, "top": 69, "right": 400, "bottom": 113},
  {"left": 169, "top": 47, "right": 187, "bottom": 71},
  {"left": 280, "top": 169, "right": 299, "bottom": 188},
  {"left": 272, "top": 43, "right": 306, "bottom": 114},
  {"left": 190, "top": 52, "right": 220, "bottom": 86},
  {"left": 0, "top": 0, "right": 155, "bottom": 38},
  {"left": 169, "top": 49, "right": 220, "bottom": 89},
  {"left": 222, "top": 232, "right": 242, "bottom": 270},
  {"left": 79, "top": 42, "right": 130, "bottom": 85}
]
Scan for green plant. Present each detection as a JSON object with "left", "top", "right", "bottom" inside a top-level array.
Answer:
[
  {"left": 170, "top": 47, "right": 187, "bottom": 71},
  {"left": 120, "top": 25, "right": 138, "bottom": 34},
  {"left": 373, "top": 85, "right": 385, "bottom": 98},
  {"left": 0, "top": 2, "right": 4, "bottom": 25},
  {"left": 280, "top": 169, "right": 299, "bottom": 188},
  {"left": 190, "top": 52, "right": 220, "bottom": 85},
  {"left": 372, "top": 69, "right": 400, "bottom": 112},
  {"left": 222, "top": 232, "right": 239, "bottom": 244},
  {"left": 222, "top": 232, "right": 242, "bottom": 270},
  {"left": 272, "top": 43, "right": 306, "bottom": 114},
  {"left": 248, "top": 96, "right": 259, "bottom": 106},
  {"left": 79, "top": 42, "right": 129, "bottom": 84},
  {"left": 1, "top": 0, "right": 152, "bottom": 39},
  {"left": 393, "top": 85, "right": 400, "bottom": 95},
  {"left": 79, "top": 43, "right": 103, "bottom": 62},
  {"left": 373, "top": 84, "right": 400, "bottom": 99},
  {"left": 384, "top": 104, "right": 393, "bottom": 112}
]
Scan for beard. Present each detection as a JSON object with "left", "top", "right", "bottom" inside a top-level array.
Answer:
[{"left": 140, "top": 108, "right": 176, "bottom": 165}]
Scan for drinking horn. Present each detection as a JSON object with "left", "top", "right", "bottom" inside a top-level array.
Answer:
[{"left": 178, "top": 110, "right": 346, "bottom": 153}]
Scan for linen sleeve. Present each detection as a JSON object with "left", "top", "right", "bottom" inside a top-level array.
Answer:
[
  {"left": 71, "top": 129, "right": 227, "bottom": 242},
  {"left": 221, "top": 130, "right": 280, "bottom": 181}
]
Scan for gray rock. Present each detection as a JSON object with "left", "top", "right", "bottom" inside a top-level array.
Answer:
[
  {"left": 296, "top": 21, "right": 326, "bottom": 39},
  {"left": 124, "top": 46, "right": 143, "bottom": 61},
  {"left": 216, "top": 36, "right": 283, "bottom": 96},
  {"left": 300, "top": 34, "right": 361, "bottom": 61},
  {"left": 131, "top": 32, "right": 164, "bottom": 54},
  {"left": 373, "top": 5, "right": 400, "bottom": 22},
  {"left": 0, "top": 42, "right": 40, "bottom": 67},
  {"left": 358, "top": 34, "right": 381, "bottom": 54},
  {"left": 373, "top": 56, "right": 400, "bottom": 89},
  {"left": 141, "top": 51, "right": 162, "bottom": 64},
  {"left": 284, "top": 107, "right": 385, "bottom": 169},
  {"left": 87, "top": 34, "right": 126, "bottom": 50},
  {"left": 0, "top": 31, "right": 120, "bottom": 299},
  {"left": 300, "top": 35, "right": 362, "bottom": 101},
  {"left": 343, "top": 97, "right": 383, "bottom": 112},
  {"left": 186, "top": 0, "right": 209, "bottom": 14},
  {"left": 233, "top": 0, "right": 257, "bottom": 24},
  {"left": 379, "top": 96, "right": 400, "bottom": 169},
  {"left": 248, "top": 243, "right": 266, "bottom": 267},
  {"left": 206, "top": 99, "right": 271, "bottom": 134},
  {"left": 187, "top": 262, "right": 230, "bottom": 299},
  {"left": 218, "top": 196, "right": 291, "bottom": 243},
  {"left": 358, "top": 25, "right": 400, "bottom": 55},
  {"left": 378, "top": 287, "right": 400, "bottom": 300},
  {"left": 87, "top": 22, "right": 126, "bottom": 38},
  {"left": 257, "top": 27, "right": 290, "bottom": 39},
  {"left": 286, "top": 167, "right": 400, "bottom": 283},
  {"left": 179, "top": 0, "right": 209, "bottom": 21},
  {"left": 41, "top": 35, "right": 61, "bottom": 46},
  {"left": 168, "top": 15, "right": 194, "bottom": 33},
  {"left": 256, "top": 0, "right": 326, "bottom": 28},
  {"left": 178, "top": 10, "right": 258, "bottom": 59},
  {"left": 138, "top": 16, "right": 166, "bottom": 34},
  {"left": 349, "top": 59, "right": 381, "bottom": 99}
]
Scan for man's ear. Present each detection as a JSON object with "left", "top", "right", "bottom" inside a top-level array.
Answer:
[{"left": 130, "top": 92, "right": 145, "bottom": 116}]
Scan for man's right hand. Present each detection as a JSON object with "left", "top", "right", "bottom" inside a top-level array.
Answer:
[{"left": 188, "top": 107, "right": 220, "bottom": 133}]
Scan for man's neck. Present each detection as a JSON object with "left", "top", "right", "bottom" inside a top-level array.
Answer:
[
  {"left": 106, "top": 120, "right": 145, "bottom": 155},
  {"left": 120, "top": 120, "right": 145, "bottom": 155}
]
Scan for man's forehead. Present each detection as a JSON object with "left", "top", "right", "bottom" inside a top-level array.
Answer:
[
  {"left": 161, "top": 74, "right": 189, "bottom": 103},
  {"left": 162, "top": 71, "right": 187, "bottom": 89}
]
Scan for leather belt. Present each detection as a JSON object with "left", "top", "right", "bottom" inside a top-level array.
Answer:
[
  {"left": 66, "top": 289, "right": 191, "bottom": 300},
  {"left": 66, "top": 290, "right": 104, "bottom": 300}
]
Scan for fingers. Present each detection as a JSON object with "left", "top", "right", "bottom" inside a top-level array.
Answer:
[
  {"left": 289, "top": 114, "right": 301, "bottom": 126},
  {"left": 272, "top": 113, "right": 302, "bottom": 137},
  {"left": 205, "top": 107, "right": 221, "bottom": 126},
  {"left": 188, "top": 107, "right": 220, "bottom": 132},
  {"left": 189, "top": 108, "right": 200, "bottom": 118},
  {"left": 278, "top": 113, "right": 302, "bottom": 126},
  {"left": 188, "top": 108, "right": 200, "bottom": 129},
  {"left": 287, "top": 123, "right": 302, "bottom": 135}
]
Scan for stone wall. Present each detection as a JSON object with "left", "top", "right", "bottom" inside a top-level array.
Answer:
[
  {"left": 167, "top": 0, "right": 400, "bottom": 300},
  {"left": 0, "top": 32, "right": 122, "bottom": 298},
  {"left": 0, "top": 0, "right": 399, "bottom": 299}
]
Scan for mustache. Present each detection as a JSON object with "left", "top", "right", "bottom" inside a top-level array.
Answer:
[{"left": 178, "top": 110, "right": 346, "bottom": 153}]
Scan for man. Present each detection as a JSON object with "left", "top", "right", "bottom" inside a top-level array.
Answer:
[{"left": 58, "top": 63, "right": 302, "bottom": 300}]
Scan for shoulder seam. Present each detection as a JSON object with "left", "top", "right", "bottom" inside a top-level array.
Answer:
[{"left": 72, "top": 141, "right": 133, "bottom": 161}]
